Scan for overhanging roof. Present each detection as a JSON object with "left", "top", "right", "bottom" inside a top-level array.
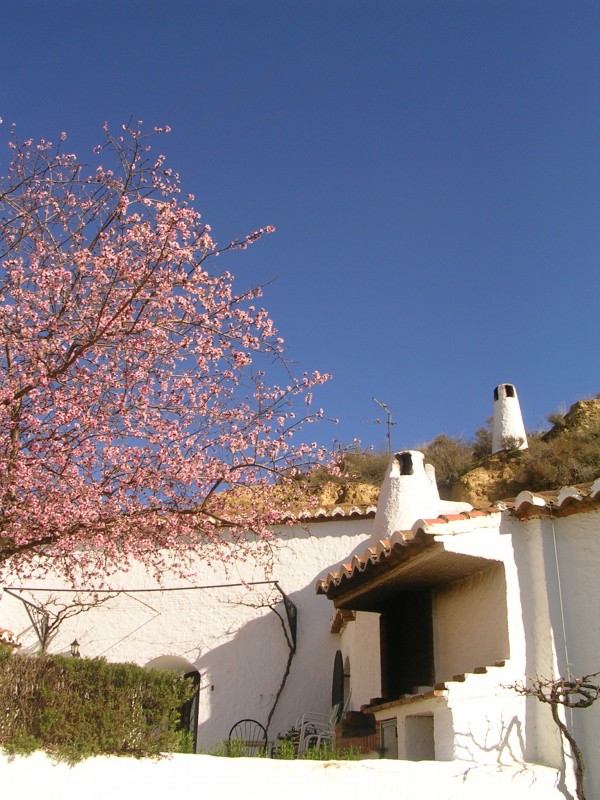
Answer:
[{"left": 316, "top": 511, "right": 501, "bottom": 612}]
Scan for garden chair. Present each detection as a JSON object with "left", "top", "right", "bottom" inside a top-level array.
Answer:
[
  {"left": 295, "top": 701, "right": 345, "bottom": 754},
  {"left": 295, "top": 689, "right": 353, "bottom": 754},
  {"left": 227, "top": 718, "right": 268, "bottom": 756}
]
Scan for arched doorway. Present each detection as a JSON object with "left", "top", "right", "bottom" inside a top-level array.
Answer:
[{"left": 146, "top": 655, "right": 200, "bottom": 752}]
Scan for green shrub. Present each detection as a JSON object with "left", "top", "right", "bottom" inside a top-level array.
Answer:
[
  {"left": 339, "top": 450, "right": 389, "bottom": 486},
  {"left": 207, "top": 739, "right": 268, "bottom": 758},
  {"left": 270, "top": 737, "right": 296, "bottom": 759},
  {"left": 290, "top": 449, "right": 389, "bottom": 491},
  {"left": 472, "top": 424, "right": 493, "bottom": 461},
  {"left": 513, "top": 423, "right": 600, "bottom": 491},
  {"left": 0, "top": 652, "right": 195, "bottom": 762},
  {"left": 210, "top": 737, "right": 361, "bottom": 760},
  {"left": 420, "top": 434, "right": 475, "bottom": 490},
  {"left": 299, "top": 743, "right": 362, "bottom": 760}
]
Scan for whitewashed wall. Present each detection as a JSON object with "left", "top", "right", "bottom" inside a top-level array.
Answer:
[
  {"left": 0, "top": 517, "right": 372, "bottom": 750},
  {"left": 371, "top": 677, "right": 528, "bottom": 765},
  {"left": 433, "top": 516, "right": 564, "bottom": 770},
  {"left": 338, "top": 610, "right": 381, "bottom": 710},
  {"left": 0, "top": 751, "right": 566, "bottom": 800},
  {"left": 547, "top": 509, "right": 600, "bottom": 800},
  {"left": 433, "top": 564, "right": 510, "bottom": 681}
]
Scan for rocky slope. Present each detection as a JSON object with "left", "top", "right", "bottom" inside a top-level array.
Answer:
[
  {"left": 450, "top": 396, "right": 600, "bottom": 506},
  {"left": 321, "top": 396, "right": 600, "bottom": 510}
]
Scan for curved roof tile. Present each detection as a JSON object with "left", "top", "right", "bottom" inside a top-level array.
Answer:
[
  {"left": 511, "top": 480, "right": 600, "bottom": 517},
  {"left": 316, "top": 479, "right": 600, "bottom": 596},
  {"left": 316, "top": 511, "right": 499, "bottom": 595}
]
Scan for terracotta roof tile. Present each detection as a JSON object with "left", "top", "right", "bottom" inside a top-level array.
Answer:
[
  {"left": 296, "top": 504, "right": 377, "bottom": 522},
  {"left": 315, "top": 479, "right": 600, "bottom": 597},
  {"left": 461, "top": 509, "right": 489, "bottom": 519},
  {"left": 0, "top": 627, "right": 21, "bottom": 647},
  {"left": 439, "top": 513, "right": 469, "bottom": 523},
  {"left": 512, "top": 480, "right": 600, "bottom": 518},
  {"left": 316, "top": 512, "right": 500, "bottom": 596},
  {"left": 330, "top": 609, "right": 355, "bottom": 633}
]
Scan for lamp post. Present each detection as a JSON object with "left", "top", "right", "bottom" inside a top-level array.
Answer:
[{"left": 70, "top": 639, "right": 81, "bottom": 658}]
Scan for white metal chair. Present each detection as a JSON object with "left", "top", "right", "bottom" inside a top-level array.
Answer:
[{"left": 295, "top": 698, "right": 347, "bottom": 754}]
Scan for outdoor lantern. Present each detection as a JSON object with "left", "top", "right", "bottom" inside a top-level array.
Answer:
[{"left": 70, "top": 639, "right": 81, "bottom": 658}]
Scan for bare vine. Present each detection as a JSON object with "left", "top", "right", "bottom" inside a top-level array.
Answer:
[
  {"left": 229, "top": 586, "right": 297, "bottom": 737},
  {"left": 511, "top": 671, "right": 600, "bottom": 800}
]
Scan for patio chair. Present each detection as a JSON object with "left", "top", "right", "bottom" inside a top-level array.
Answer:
[
  {"left": 295, "top": 701, "right": 344, "bottom": 754},
  {"left": 227, "top": 718, "right": 268, "bottom": 756},
  {"left": 272, "top": 692, "right": 352, "bottom": 758},
  {"left": 295, "top": 688, "right": 353, "bottom": 754}
]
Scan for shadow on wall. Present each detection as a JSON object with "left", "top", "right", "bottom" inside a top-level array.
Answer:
[
  {"left": 510, "top": 520, "right": 570, "bottom": 798},
  {"left": 453, "top": 711, "right": 570, "bottom": 798},
  {"left": 192, "top": 570, "right": 352, "bottom": 751},
  {"left": 453, "top": 715, "right": 525, "bottom": 765},
  {"left": 191, "top": 533, "right": 377, "bottom": 751}
]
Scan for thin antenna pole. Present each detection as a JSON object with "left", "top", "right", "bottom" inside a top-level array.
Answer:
[{"left": 372, "top": 397, "right": 395, "bottom": 454}]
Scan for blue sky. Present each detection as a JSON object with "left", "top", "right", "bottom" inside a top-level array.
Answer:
[{"left": 2, "top": 0, "right": 599, "bottom": 453}]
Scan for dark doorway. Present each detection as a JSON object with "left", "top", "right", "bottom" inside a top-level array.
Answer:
[
  {"left": 179, "top": 670, "right": 200, "bottom": 752},
  {"left": 379, "top": 590, "right": 434, "bottom": 700}
]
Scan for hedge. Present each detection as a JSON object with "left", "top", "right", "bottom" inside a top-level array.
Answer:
[{"left": 0, "top": 644, "right": 195, "bottom": 762}]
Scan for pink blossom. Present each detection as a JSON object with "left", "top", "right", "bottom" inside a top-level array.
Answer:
[{"left": 0, "top": 122, "right": 333, "bottom": 585}]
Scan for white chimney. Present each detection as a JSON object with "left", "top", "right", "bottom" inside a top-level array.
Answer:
[
  {"left": 491, "top": 383, "right": 528, "bottom": 454},
  {"left": 369, "top": 450, "right": 472, "bottom": 544}
]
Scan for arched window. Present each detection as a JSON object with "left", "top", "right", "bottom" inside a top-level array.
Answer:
[
  {"left": 332, "top": 650, "right": 345, "bottom": 722},
  {"left": 343, "top": 655, "right": 351, "bottom": 710}
]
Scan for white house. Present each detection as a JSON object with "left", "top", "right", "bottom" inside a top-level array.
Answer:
[{"left": 317, "top": 450, "right": 600, "bottom": 799}]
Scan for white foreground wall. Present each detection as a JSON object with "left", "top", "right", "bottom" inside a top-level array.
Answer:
[
  {"left": 0, "top": 751, "right": 565, "bottom": 800},
  {"left": 0, "top": 517, "right": 372, "bottom": 750}
]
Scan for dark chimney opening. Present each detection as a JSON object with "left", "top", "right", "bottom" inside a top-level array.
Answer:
[{"left": 395, "top": 452, "right": 414, "bottom": 476}]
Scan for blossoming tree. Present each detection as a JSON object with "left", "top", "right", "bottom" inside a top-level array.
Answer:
[{"left": 0, "top": 122, "right": 329, "bottom": 583}]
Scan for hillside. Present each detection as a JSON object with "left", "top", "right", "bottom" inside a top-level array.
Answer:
[{"left": 313, "top": 396, "right": 600, "bottom": 508}]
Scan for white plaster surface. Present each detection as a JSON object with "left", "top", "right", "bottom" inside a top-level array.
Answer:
[
  {"left": 0, "top": 518, "right": 372, "bottom": 751},
  {"left": 433, "top": 564, "right": 509, "bottom": 681},
  {"left": 0, "top": 751, "right": 566, "bottom": 800},
  {"left": 343, "top": 503, "right": 599, "bottom": 798},
  {"left": 339, "top": 610, "right": 381, "bottom": 709},
  {"left": 491, "top": 384, "right": 528, "bottom": 453},
  {"left": 546, "top": 510, "right": 600, "bottom": 800},
  {"left": 370, "top": 451, "right": 440, "bottom": 543},
  {"left": 370, "top": 452, "right": 471, "bottom": 545}
]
